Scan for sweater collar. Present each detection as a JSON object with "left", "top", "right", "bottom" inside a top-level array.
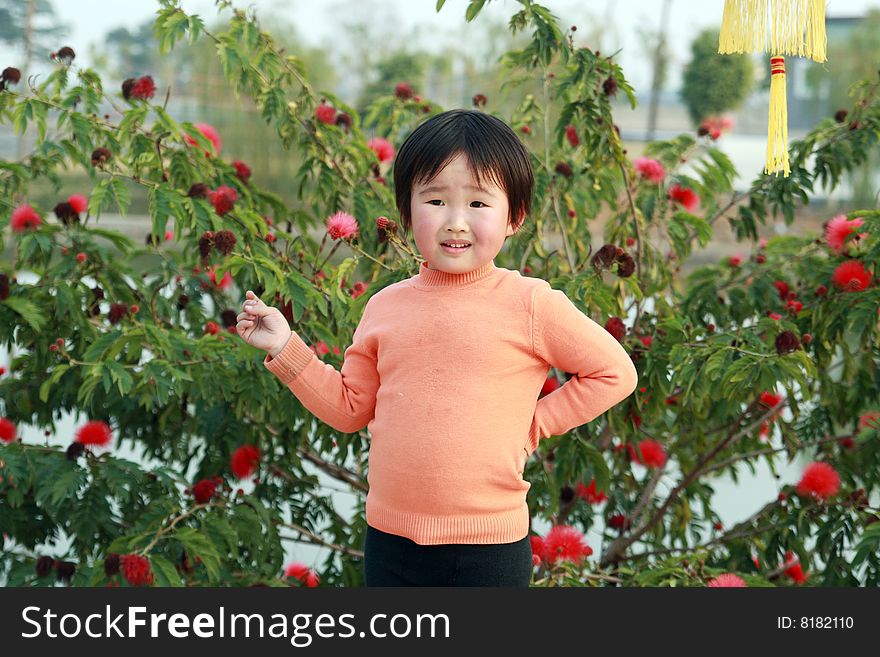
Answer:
[{"left": 412, "top": 259, "right": 498, "bottom": 288}]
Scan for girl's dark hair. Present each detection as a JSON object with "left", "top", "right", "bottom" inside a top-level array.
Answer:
[{"left": 393, "top": 109, "right": 534, "bottom": 236}]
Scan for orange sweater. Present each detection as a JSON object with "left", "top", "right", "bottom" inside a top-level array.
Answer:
[{"left": 264, "top": 259, "right": 638, "bottom": 545}]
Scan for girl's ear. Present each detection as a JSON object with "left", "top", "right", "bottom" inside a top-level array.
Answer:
[{"left": 507, "top": 210, "right": 526, "bottom": 237}]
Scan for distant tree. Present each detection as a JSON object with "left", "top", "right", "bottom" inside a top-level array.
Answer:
[
  {"left": 680, "top": 28, "right": 754, "bottom": 125},
  {"left": 355, "top": 50, "right": 426, "bottom": 119},
  {"left": 805, "top": 10, "right": 880, "bottom": 205},
  {"left": 0, "top": 0, "right": 66, "bottom": 63},
  {"left": 97, "top": 22, "right": 158, "bottom": 80}
]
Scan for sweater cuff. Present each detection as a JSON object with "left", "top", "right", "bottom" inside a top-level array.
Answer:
[{"left": 263, "top": 331, "right": 315, "bottom": 382}]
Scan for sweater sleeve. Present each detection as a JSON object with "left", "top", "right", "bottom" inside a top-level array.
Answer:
[
  {"left": 526, "top": 283, "right": 639, "bottom": 454},
  {"left": 262, "top": 299, "right": 379, "bottom": 434}
]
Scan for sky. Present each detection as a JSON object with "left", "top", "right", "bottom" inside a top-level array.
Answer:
[{"left": 36, "top": 0, "right": 880, "bottom": 93}]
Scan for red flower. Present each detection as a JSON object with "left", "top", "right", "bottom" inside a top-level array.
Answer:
[
  {"left": 394, "top": 82, "right": 414, "bottom": 99},
  {"left": 576, "top": 479, "right": 608, "bottom": 504},
  {"left": 565, "top": 125, "right": 579, "bottom": 147},
  {"left": 831, "top": 260, "right": 872, "bottom": 292},
  {"left": 707, "top": 573, "right": 747, "bottom": 587},
  {"left": 75, "top": 420, "right": 113, "bottom": 447},
  {"left": 121, "top": 554, "right": 154, "bottom": 586},
  {"left": 367, "top": 137, "right": 395, "bottom": 163},
  {"left": 284, "top": 562, "right": 320, "bottom": 587},
  {"left": 184, "top": 122, "right": 222, "bottom": 156},
  {"left": 608, "top": 513, "right": 630, "bottom": 530},
  {"left": 10, "top": 204, "right": 43, "bottom": 232},
  {"left": 209, "top": 185, "right": 238, "bottom": 216},
  {"left": 796, "top": 462, "right": 840, "bottom": 500},
  {"left": 231, "top": 444, "right": 260, "bottom": 479},
  {"left": 633, "top": 157, "right": 665, "bottom": 184},
  {"left": 627, "top": 439, "right": 667, "bottom": 468},
  {"left": 759, "top": 391, "right": 783, "bottom": 408},
  {"left": 773, "top": 280, "right": 789, "bottom": 300},
  {"left": 130, "top": 75, "right": 156, "bottom": 100},
  {"left": 208, "top": 268, "right": 233, "bottom": 291},
  {"left": 540, "top": 375, "right": 560, "bottom": 396},
  {"left": 604, "top": 316, "right": 626, "bottom": 342},
  {"left": 67, "top": 194, "right": 88, "bottom": 214},
  {"left": 192, "top": 479, "right": 217, "bottom": 504},
  {"left": 232, "top": 160, "right": 251, "bottom": 182},
  {"left": 315, "top": 103, "right": 336, "bottom": 125},
  {"left": 205, "top": 321, "right": 220, "bottom": 335},
  {"left": 782, "top": 551, "right": 808, "bottom": 584},
  {"left": 529, "top": 535, "right": 545, "bottom": 567},
  {"left": 668, "top": 184, "right": 699, "bottom": 212},
  {"left": 542, "top": 524, "right": 593, "bottom": 565},
  {"left": 858, "top": 411, "right": 880, "bottom": 432},
  {"left": 728, "top": 255, "right": 742, "bottom": 267},
  {"left": 0, "top": 417, "right": 17, "bottom": 443}
]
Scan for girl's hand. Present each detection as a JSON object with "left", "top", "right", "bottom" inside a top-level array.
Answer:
[{"left": 236, "top": 290, "right": 291, "bottom": 356}]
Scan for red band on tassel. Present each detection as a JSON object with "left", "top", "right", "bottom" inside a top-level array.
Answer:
[{"left": 770, "top": 56, "right": 786, "bottom": 76}]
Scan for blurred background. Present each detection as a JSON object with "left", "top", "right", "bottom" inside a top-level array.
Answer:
[{"left": 2, "top": 0, "right": 878, "bottom": 578}]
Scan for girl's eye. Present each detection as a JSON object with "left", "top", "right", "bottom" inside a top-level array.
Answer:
[
  {"left": 471, "top": 201, "right": 487, "bottom": 208},
  {"left": 428, "top": 200, "right": 443, "bottom": 206}
]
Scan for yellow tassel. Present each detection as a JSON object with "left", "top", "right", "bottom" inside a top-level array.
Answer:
[
  {"left": 766, "top": 56, "right": 790, "bottom": 177},
  {"left": 718, "top": 0, "right": 826, "bottom": 62}
]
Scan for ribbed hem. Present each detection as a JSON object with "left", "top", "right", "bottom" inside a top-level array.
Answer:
[
  {"left": 366, "top": 502, "right": 530, "bottom": 545},
  {"left": 410, "top": 259, "right": 498, "bottom": 289},
  {"left": 263, "top": 330, "right": 315, "bottom": 383}
]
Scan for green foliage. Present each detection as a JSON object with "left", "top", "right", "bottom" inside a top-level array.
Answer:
[
  {"left": 1, "top": 0, "right": 879, "bottom": 589},
  {"left": 680, "top": 28, "right": 755, "bottom": 125}
]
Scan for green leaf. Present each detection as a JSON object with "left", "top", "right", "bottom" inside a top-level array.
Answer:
[
  {"left": 3, "top": 296, "right": 48, "bottom": 333},
  {"left": 173, "top": 526, "right": 222, "bottom": 581},
  {"left": 149, "top": 554, "right": 184, "bottom": 587},
  {"left": 40, "top": 364, "right": 72, "bottom": 403},
  {"left": 465, "top": 0, "right": 487, "bottom": 21}
]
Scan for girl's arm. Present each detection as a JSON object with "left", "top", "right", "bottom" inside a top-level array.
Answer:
[
  {"left": 263, "top": 300, "right": 380, "bottom": 434},
  {"left": 527, "top": 283, "right": 639, "bottom": 454}
]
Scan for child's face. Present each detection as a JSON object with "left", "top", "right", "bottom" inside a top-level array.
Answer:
[{"left": 410, "top": 153, "right": 518, "bottom": 273}]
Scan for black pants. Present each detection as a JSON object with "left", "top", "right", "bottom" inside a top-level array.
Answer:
[{"left": 364, "top": 525, "right": 533, "bottom": 587}]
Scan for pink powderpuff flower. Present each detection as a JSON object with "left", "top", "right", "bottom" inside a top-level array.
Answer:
[
  {"left": 831, "top": 260, "right": 872, "bottom": 292},
  {"left": 67, "top": 194, "right": 88, "bottom": 214},
  {"left": 824, "top": 214, "right": 868, "bottom": 253},
  {"left": 184, "top": 123, "right": 222, "bottom": 156},
  {"left": 10, "top": 204, "right": 43, "bottom": 232},
  {"left": 326, "top": 211, "right": 359, "bottom": 240},
  {"left": 367, "top": 137, "right": 395, "bottom": 163},
  {"left": 541, "top": 525, "right": 593, "bottom": 566},
  {"left": 668, "top": 184, "right": 699, "bottom": 212},
  {"left": 707, "top": 573, "right": 747, "bottom": 587},
  {"left": 795, "top": 462, "right": 840, "bottom": 501},
  {"left": 75, "top": 420, "right": 113, "bottom": 447},
  {"left": 634, "top": 157, "right": 665, "bottom": 184}
]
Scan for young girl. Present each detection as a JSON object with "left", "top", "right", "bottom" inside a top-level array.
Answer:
[{"left": 235, "top": 109, "right": 638, "bottom": 587}]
